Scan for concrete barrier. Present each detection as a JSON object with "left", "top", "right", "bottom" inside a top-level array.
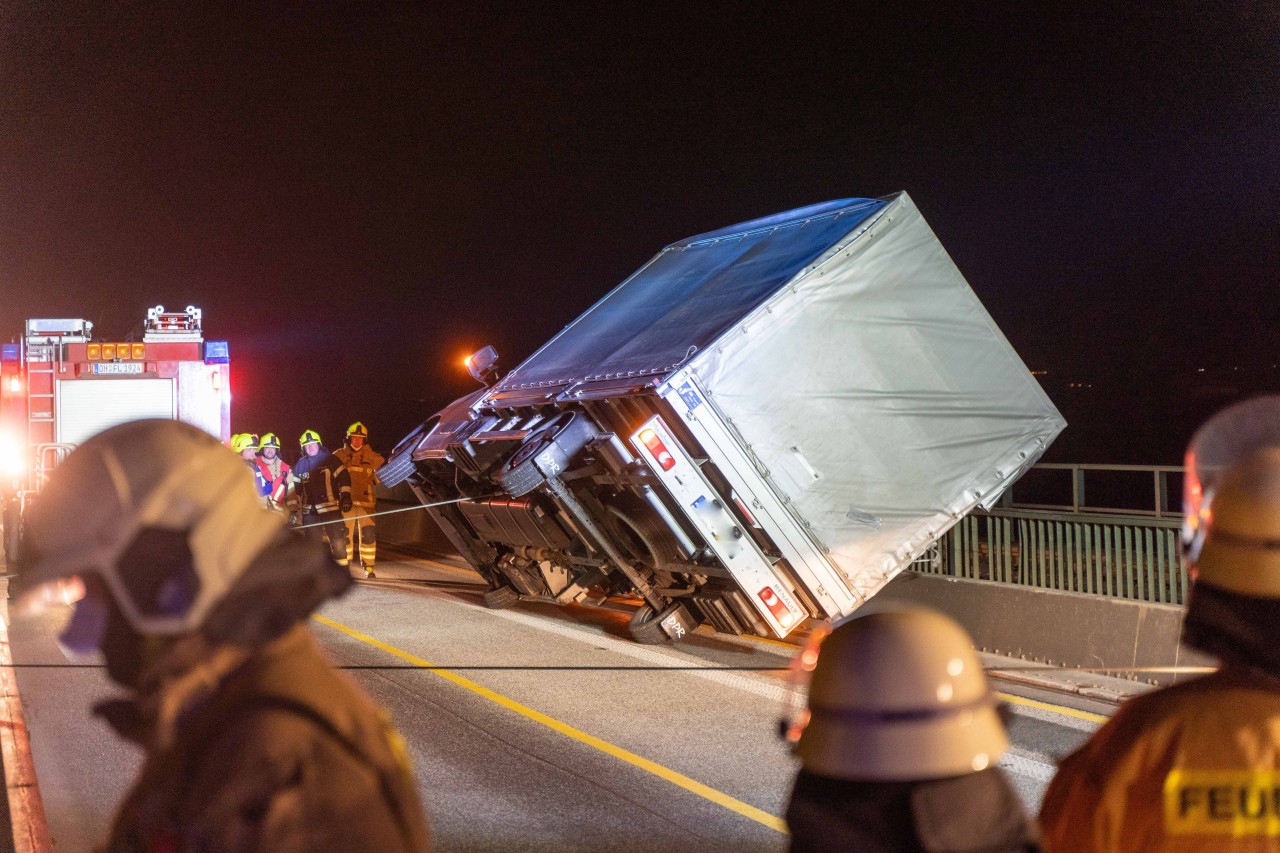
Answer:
[{"left": 873, "top": 571, "right": 1214, "bottom": 687}]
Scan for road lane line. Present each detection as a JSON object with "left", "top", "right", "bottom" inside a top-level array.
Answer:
[
  {"left": 312, "top": 614, "right": 789, "bottom": 834},
  {"left": 475, "top": 603, "right": 799, "bottom": 704},
  {"left": 995, "top": 692, "right": 1107, "bottom": 726}
]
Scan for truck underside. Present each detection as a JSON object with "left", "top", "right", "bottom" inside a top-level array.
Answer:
[{"left": 387, "top": 391, "right": 804, "bottom": 643}]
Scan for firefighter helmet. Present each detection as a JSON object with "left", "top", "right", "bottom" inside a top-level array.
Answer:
[
  {"left": 299, "top": 429, "right": 322, "bottom": 448},
  {"left": 21, "top": 419, "right": 285, "bottom": 638},
  {"left": 1183, "top": 396, "right": 1280, "bottom": 597},
  {"left": 259, "top": 432, "right": 282, "bottom": 450},
  {"left": 787, "top": 607, "right": 1007, "bottom": 780},
  {"left": 1190, "top": 448, "right": 1280, "bottom": 597},
  {"left": 230, "top": 433, "right": 258, "bottom": 453},
  {"left": 346, "top": 422, "right": 368, "bottom": 439}
]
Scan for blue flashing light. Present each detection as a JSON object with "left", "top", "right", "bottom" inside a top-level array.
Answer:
[
  {"left": 1, "top": 344, "right": 18, "bottom": 362},
  {"left": 204, "top": 340, "right": 230, "bottom": 364}
]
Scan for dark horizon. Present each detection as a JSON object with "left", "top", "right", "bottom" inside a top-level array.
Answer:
[{"left": 3, "top": 3, "right": 1277, "bottom": 464}]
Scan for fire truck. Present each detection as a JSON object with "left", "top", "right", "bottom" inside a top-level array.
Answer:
[{"left": 0, "top": 305, "right": 231, "bottom": 563}]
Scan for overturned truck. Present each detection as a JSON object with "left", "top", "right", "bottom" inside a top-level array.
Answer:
[{"left": 380, "top": 193, "right": 1065, "bottom": 642}]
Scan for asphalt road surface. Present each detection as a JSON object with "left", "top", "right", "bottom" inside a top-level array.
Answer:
[{"left": 7, "top": 552, "right": 1103, "bottom": 852}]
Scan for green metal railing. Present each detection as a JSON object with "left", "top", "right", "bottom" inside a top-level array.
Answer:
[{"left": 911, "top": 464, "right": 1190, "bottom": 605}]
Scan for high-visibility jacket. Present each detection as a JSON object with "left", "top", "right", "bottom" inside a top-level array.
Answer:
[
  {"left": 1040, "top": 666, "right": 1280, "bottom": 853},
  {"left": 291, "top": 448, "right": 351, "bottom": 514},
  {"left": 256, "top": 456, "right": 292, "bottom": 507},
  {"left": 334, "top": 444, "right": 385, "bottom": 509},
  {"left": 245, "top": 458, "right": 272, "bottom": 501}
]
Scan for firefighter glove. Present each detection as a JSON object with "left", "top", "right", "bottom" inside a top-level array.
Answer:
[{"left": 340, "top": 494, "right": 353, "bottom": 513}]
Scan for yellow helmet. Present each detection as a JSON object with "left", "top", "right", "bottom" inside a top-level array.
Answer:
[
  {"left": 787, "top": 608, "right": 1007, "bottom": 780},
  {"left": 230, "top": 433, "right": 258, "bottom": 453},
  {"left": 299, "top": 429, "right": 322, "bottom": 448},
  {"left": 346, "top": 422, "right": 368, "bottom": 439},
  {"left": 259, "top": 433, "right": 282, "bottom": 450}
]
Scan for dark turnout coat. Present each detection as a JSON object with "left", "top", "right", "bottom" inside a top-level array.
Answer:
[{"left": 101, "top": 625, "right": 430, "bottom": 852}]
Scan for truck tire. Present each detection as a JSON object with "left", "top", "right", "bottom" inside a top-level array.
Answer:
[
  {"left": 379, "top": 416, "right": 440, "bottom": 488},
  {"left": 482, "top": 584, "right": 521, "bottom": 609},
  {"left": 499, "top": 412, "right": 596, "bottom": 498},
  {"left": 629, "top": 602, "right": 697, "bottom": 644},
  {"left": 376, "top": 449, "right": 418, "bottom": 490}
]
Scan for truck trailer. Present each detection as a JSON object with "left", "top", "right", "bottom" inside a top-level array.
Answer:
[
  {"left": 0, "top": 305, "right": 230, "bottom": 563},
  {"left": 379, "top": 193, "right": 1066, "bottom": 642}
]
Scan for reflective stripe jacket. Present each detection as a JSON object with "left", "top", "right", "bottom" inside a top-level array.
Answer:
[
  {"left": 245, "top": 459, "right": 272, "bottom": 500},
  {"left": 1040, "top": 667, "right": 1280, "bottom": 853},
  {"left": 256, "top": 457, "right": 292, "bottom": 507},
  {"left": 291, "top": 448, "right": 351, "bottom": 514},
  {"left": 334, "top": 444, "right": 385, "bottom": 508}
]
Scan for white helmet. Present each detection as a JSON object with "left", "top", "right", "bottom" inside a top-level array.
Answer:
[
  {"left": 1183, "top": 395, "right": 1280, "bottom": 596},
  {"left": 22, "top": 419, "right": 285, "bottom": 639},
  {"left": 787, "top": 607, "right": 1007, "bottom": 781}
]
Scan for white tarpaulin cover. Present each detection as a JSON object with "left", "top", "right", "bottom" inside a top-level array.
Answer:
[{"left": 683, "top": 192, "right": 1065, "bottom": 603}]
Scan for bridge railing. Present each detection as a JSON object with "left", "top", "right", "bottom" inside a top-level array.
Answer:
[{"left": 911, "top": 463, "right": 1190, "bottom": 605}]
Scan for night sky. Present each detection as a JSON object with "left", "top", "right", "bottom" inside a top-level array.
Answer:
[{"left": 3, "top": 3, "right": 1277, "bottom": 465}]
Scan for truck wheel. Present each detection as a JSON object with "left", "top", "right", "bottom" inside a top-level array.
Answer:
[
  {"left": 376, "top": 449, "right": 418, "bottom": 490},
  {"left": 482, "top": 584, "right": 521, "bottom": 609},
  {"left": 629, "top": 605, "right": 668, "bottom": 644},
  {"left": 499, "top": 411, "right": 596, "bottom": 498}
]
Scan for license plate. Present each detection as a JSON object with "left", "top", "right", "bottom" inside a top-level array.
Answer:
[{"left": 92, "top": 362, "right": 144, "bottom": 375}]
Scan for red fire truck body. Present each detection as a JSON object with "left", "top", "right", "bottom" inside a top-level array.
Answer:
[{"left": 0, "top": 305, "right": 230, "bottom": 561}]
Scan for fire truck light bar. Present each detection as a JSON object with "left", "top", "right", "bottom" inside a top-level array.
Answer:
[{"left": 1, "top": 345, "right": 17, "bottom": 362}]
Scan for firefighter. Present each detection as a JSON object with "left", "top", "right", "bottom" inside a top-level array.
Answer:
[
  {"left": 782, "top": 607, "right": 1038, "bottom": 853},
  {"left": 334, "top": 421, "right": 385, "bottom": 578},
  {"left": 19, "top": 419, "right": 430, "bottom": 852},
  {"left": 231, "top": 433, "right": 271, "bottom": 504},
  {"left": 1040, "top": 395, "right": 1280, "bottom": 853},
  {"left": 292, "top": 429, "right": 353, "bottom": 567},
  {"left": 256, "top": 432, "right": 291, "bottom": 511}
]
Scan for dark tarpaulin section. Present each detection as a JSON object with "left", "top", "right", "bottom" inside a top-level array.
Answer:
[{"left": 489, "top": 198, "right": 886, "bottom": 398}]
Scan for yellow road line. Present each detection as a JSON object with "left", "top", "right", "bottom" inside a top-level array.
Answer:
[
  {"left": 313, "top": 614, "right": 788, "bottom": 834},
  {"left": 995, "top": 691, "right": 1108, "bottom": 723}
]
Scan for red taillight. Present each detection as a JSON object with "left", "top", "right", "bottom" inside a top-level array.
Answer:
[
  {"left": 638, "top": 428, "right": 676, "bottom": 471},
  {"left": 758, "top": 586, "right": 796, "bottom": 627}
]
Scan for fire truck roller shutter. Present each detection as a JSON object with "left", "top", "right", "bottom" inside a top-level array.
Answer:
[{"left": 56, "top": 379, "right": 175, "bottom": 446}]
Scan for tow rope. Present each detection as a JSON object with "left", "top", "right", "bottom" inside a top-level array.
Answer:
[{"left": 293, "top": 495, "right": 502, "bottom": 530}]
